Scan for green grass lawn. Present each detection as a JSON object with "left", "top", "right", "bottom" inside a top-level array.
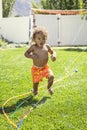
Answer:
[{"left": 0, "top": 47, "right": 87, "bottom": 130}]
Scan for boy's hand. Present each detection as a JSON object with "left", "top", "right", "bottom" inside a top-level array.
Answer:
[{"left": 51, "top": 52, "right": 56, "bottom": 61}]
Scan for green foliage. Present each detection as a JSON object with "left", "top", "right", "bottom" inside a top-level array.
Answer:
[
  {"left": 41, "top": 0, "right": 87, "bottom": 10},
  {"left": 83, "top": 0, "right": 87, "bottom": 9},
  {"left": 2, "top": 0, "right": 16, "bottom": 17},
  {"left": 0, "top": 47, "right": 87, "bottom": 130},
  {"left": 32, "top": 1, "right": 41, "bottom": 9},
  {"left": 0, "top": 39, "right": 8, "bottom": 48}
]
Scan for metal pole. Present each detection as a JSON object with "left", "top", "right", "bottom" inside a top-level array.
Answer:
[
  {"left": 0, "top": 0, "right": 2, "bottom": 17},
  {"left": 29, "top": 0, "right": 32, "bottom": 44}
]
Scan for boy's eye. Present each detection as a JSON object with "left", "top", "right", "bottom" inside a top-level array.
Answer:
[{"left": 38, "top": 37, "right": 45, "bottom": 41}]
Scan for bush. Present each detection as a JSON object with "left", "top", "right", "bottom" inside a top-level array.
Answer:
[{"left": 0, "top": 39, "right": 8, "bottom": 48}]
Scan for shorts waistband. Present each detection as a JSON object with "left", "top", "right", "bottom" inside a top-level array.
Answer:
[{"left": 33, "top": 65, "right": 44, "bottom": 69}]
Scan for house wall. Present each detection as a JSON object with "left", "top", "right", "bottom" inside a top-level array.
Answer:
[
  {"left": 60, "top": 15, "right": 87, "bottom": 46},
  {"left": 0, "top": 14, "right": 87, "bottom": 46},
  {"left": 1, "top": 16, "right": 33, "bottom": 43},
  {"left": 36, "top": 14, "right": 87, "bottom": 46}
]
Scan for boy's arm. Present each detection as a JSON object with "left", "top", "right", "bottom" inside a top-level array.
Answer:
[
  {"left": 46, "top": 44, "right": 56, "bottom": 61},
  {"left": 24, "top": 45, "right": 34, "bottom": 59}
]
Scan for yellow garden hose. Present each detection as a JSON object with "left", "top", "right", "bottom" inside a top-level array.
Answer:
[{"left": 2, "top": 71, "right": 75, "bottom": 130}]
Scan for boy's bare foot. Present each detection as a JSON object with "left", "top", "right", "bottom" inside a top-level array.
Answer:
[
  {"left": 48, "top": 88, "right": 54, "bottom": 95},
  {"left": 32, "top": 90, "right": 38, "bottom": 96}
]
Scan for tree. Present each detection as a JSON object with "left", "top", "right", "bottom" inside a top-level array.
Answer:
[
  {"left": 40, "top": 0, "right": 86, "bottom": 10},
  {"left": 32, "top": 0, "right": 41, "bottom": 9},
  {"left": 2, "top": 0, "right": 15, "bottom": 17},
  {"left": 83, "top": 0, "right": 87, "bottom": 9}
]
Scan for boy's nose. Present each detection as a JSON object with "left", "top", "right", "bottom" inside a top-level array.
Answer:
[
  {"left": 40, "top": 39, "right": 44, "bottom": 43},
  {"left": 40, "top": 39, "right": 43, "bottom": 41}
]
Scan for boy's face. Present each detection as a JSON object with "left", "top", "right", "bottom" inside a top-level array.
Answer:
[{"left": 34, "top": 33, "right": 46, "bottom": 47}]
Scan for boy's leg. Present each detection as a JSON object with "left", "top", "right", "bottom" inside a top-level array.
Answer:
[
  {"left": 47, "top": 74, "right": 54, "bottom": 95},
  {"left": 33, "top": 82, "right": 39, "bottom": 95}
]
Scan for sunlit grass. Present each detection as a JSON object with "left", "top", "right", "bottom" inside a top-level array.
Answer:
[{"left": 0, "top": 47, "right": 87, "bottom": 130}]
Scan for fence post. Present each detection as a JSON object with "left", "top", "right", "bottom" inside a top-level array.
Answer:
[{"left": 57, "top": 14, "right": 61, "bottom": 45}]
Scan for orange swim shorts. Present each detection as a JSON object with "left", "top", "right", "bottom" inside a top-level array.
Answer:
[{"left": 31, "top": 64, "right": 53, "bottom": 83}]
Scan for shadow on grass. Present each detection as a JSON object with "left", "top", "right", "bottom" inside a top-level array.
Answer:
[
  {"left": 0, "top": 95, "right": 51, "bottom": 114},
  {"left": 62, "top": 47, "right": 87, "bottom": 52}
]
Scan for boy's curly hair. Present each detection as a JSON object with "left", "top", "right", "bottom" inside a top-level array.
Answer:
[{"left": 32, "top": 27, "right": 48, "bottom": 42}]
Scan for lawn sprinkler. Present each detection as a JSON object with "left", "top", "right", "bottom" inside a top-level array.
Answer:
[{"left": 74, "top": 69, "right": 78, "bottom": 73}]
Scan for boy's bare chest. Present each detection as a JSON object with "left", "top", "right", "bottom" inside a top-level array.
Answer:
[{"left": 33, "top": 46, "right": 48, "bottom": 56}]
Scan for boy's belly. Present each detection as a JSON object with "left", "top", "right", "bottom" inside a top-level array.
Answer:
[{"left": 33, "top": 57, "right": 48, "bottom": 67}]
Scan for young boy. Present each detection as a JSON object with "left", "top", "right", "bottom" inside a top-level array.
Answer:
[{"left": 24, "top": 27, "right": 56, "bottom": 95}]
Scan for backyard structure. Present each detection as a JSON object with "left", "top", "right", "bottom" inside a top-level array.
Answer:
[
  {"left": 0, "top": 0, "right": 87, "bottom": 46},
  {"left": 0, "top": 13, "right": 87, "bottom": 46}
]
